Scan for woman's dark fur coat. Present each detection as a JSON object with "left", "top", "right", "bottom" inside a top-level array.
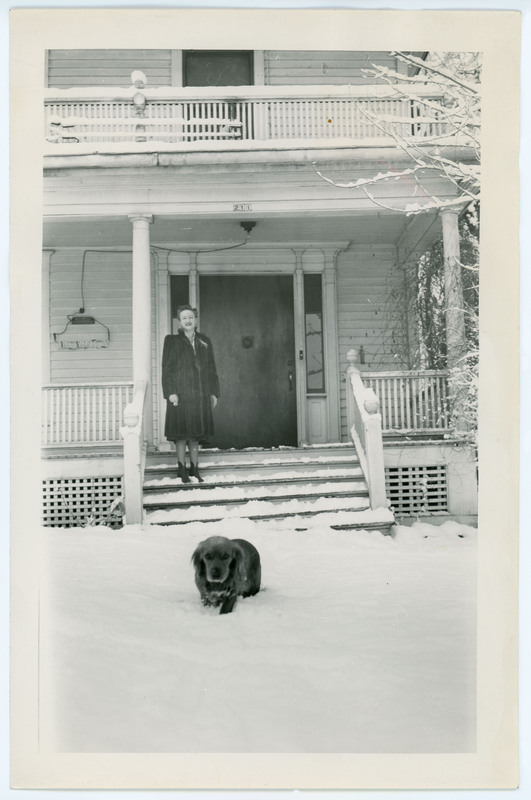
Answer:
[{"left": 162, "top": 330, "right": 220, "bottom": 442}]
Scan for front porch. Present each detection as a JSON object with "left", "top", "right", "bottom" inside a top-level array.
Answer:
[{"left": 41, "top": 365, "right": 478, "bottom": 529}]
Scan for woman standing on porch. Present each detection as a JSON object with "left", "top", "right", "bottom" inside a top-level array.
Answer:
[{"left": 162, "top": 305, "right": 220, "bottom": 483}]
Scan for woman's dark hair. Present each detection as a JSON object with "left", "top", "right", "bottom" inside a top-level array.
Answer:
[{"left": 177, "top": 304, "right": 198, "bottom": 318}]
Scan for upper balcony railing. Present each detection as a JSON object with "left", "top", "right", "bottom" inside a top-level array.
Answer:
[{"left": 44, "top": 80, "right": 449, "bottom": 150}]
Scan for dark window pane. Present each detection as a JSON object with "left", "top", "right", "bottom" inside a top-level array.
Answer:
[
  {"left": 183, "top": 51, "right": 253, "bottom": 86},
  {"left": 304, "top": 274, "right": 325, "bottom": 393},
  {"left": 170, "top": 275, "right": 190, "bottom": 332}
]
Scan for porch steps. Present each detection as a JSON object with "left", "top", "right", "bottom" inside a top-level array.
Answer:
[{"left": 143, "top": 447, "right": 395, "bottom": 533}]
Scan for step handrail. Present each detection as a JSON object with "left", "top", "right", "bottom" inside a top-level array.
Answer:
[
  {"left": 120, "top": 379, "right": 148, "bottom": 524},
  {"left": 345, "top": 349, "right": 388, "bottom": 510}
]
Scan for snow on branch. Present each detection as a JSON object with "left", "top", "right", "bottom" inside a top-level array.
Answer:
[
  {"left": 317, "top": 52, "right": 480, "bottom": 216},
  {"left": 392, "top": 51, "right": 481, "bottom": 95}
]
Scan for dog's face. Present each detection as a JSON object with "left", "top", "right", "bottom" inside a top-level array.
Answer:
[{"left": 193, "top": 537, "right": 239, "bottom": 584}]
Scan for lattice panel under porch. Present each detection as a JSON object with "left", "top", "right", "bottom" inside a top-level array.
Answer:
[
  {"left": 42, "top": 476, "right": 123, "bottom": 527},
  {"left": 385, "top": 465, "right": 448, "bottom": 515}
]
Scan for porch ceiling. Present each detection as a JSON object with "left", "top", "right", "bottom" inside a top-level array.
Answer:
[{"left": 42, "top": 211, "right": 438, "bottom": 250}]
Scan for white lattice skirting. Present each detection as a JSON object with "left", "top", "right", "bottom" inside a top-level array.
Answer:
[
  {"left": 385, "top": 465, "right": 448, "bottom": 516},
  {"left": 43, "top": 476, "right": 124, "bottom": 527}
]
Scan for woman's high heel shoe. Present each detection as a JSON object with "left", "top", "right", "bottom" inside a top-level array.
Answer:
[
  {"left": 189, "top": 463, "right": 204, "bottom": 483},
  {"left": 177, "top": 461, "right": 190, "bottom": 484}
]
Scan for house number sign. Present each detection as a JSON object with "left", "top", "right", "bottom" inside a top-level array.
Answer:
[{"left": 233, "top": 203, "right": 253, "bottom": 212}]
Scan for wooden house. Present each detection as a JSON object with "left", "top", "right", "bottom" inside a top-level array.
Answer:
[{"left": 41, "top": 49, "right": 478, "bottom": 530}]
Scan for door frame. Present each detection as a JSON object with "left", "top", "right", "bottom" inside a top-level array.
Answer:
[{"left": 154, "top": 243, "right": 344, "bottom": 451}]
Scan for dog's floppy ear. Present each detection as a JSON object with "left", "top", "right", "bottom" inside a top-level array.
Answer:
[
  {"left": 191, "top": 542, "right": 206, "bottom": 576},
  {"left": 230, "top": 542, "right": 246, "bottom": 582}
]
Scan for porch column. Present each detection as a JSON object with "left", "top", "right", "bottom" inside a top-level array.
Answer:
[
  {"left": 293, "top": 251, "right": 307, "bottom": 445},
  {"left": 129, "top": 213, "right": 153, "bottom": 442},
  {"left": 441, "top": 208, "right": 467, "bottom": 366},
  {"left": 156, "top": 249, "right": 171, "bottom": 451},
  {"left": 323, "top": 250, "right": 341, "bottom": 441},
  {"left": 42, "top": 250, "right": 53, "bottom": 384},
  {"left": 441, "top": 208, "right": 468, "bottom": 432}
]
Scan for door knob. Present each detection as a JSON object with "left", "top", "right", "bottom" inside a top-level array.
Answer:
[{"left": 288, "top": 372, "right": 294, "bottom": 391}]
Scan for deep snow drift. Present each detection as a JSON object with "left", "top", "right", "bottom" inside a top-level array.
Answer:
[{"left": 39, "top": 519, "right": 477, "bottom": 754}]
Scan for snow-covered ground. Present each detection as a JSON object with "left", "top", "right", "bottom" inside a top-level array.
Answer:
[{"left": 40, "top": 519, "right": 477, "bottom": 754}]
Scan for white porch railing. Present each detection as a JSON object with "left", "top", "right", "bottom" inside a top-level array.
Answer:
[
  {"left": 41, "top": 382, "right": 134, "bottom": 446},
  {"left": 44, "top": 83, "right": 447, "bottom": 147},
  {"left": 120, "top": 380, "right": 148, "bottom": 525},
  {"left": 361, "top": 370, "right": 451, "bottom": 433},
  {"left": 345, "top": 350, "right": 388, "bottom": 510}
]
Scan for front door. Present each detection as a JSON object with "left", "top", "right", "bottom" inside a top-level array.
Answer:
[{"left": 199, "top": 275, "right": 297, "bottom": 449}]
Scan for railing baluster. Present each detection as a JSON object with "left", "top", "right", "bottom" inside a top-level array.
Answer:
[
  {"left": 99, "top": 387, "right": 103, "bottom": 442},
  {"left": 60, "top": 388, "right": 65, "bottom": 444},
  {"left": 49, "top": 388, "right": 54, "bottom": 444},
  {"left": 405, "top": 376, "right": 412, "bottom": 429},
  {"left": 74, "top": 387, "right": 78, "bottom": 442},
  {"left": 112, "top": 386, "right": 117, "bottom": 440},
  {"left": 42, "top": 389, "right": 48, "bottom": 444},
  {"left": 436, "top": 375, "right": 443, "bottom": 428},
  {"left": 67, "top": 387, "right": 72, "bottom": 443},
  {"left": 399, "top": 378, "right": 405, "bottom": 429}
]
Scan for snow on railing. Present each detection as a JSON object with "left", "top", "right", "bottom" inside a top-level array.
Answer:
[
  {"left": 120, "top": 379, "right": 148, "bottom": 525},
  {"left": 41, "top": 382, "right": 134, "bottom": 446},
  {"left": 345, "top": 349, "right": 388, "bottom": 510},
  {"left": 361, "top": 370, "right": 451, "bottom": 432},
  {"left": 44, "top": 82, "right": 447, "bottom": 148}
]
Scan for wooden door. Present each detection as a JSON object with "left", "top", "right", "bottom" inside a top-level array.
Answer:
[{"left": 199, "top": 275, "right": 297, "bottom": 449}]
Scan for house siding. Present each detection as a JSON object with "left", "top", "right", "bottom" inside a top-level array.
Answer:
[
  {"left": 47, "top": 49, "right": 400, "bottom": 89},
  {"left": 49, "top": 249, "right": 133, "bottom": 382},
  {"left": 47, "top": 49, "right": 173, "bottom": 88},
  {"left": 264, "top": 51, "right": 398, "bottom": 85},
  {"left": 337, "top": 244, "right": 408, "bottom": 440}
]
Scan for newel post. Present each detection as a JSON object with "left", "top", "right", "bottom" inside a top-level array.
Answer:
[
  {"left": 345, "top": 348, "right": 388, "bottom": 510},
  {"left": 120, "top": 398, "right": 144, "bottom": 525},
  {"left": 345, "top": 348, "right": 359, "bottom": 434},
  {"left": 363, "top": 390, "right": 388, "bottom": 510}
]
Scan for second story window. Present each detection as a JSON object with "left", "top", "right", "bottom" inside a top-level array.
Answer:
[{"left": 183, "top": 51, "right": 254, "bottom": 86}]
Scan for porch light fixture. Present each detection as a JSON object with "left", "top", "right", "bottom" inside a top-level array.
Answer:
[
  {"left": 53, "top": 312, "right": 111, "bottom": 350},
  {"left": 240, "top": 221, "right": 256, "bottom": 237},
  {"left": 53, "top": 250, "right": 111, "bottom": 349},
  {"left": 131, "top": 70, "right": 147, "bottom": 89}
]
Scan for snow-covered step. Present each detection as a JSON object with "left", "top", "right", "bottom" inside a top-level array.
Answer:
[
  {"left": 145, "top": 503, "right": 394, "bottom": 533},
  {"left": 145, "top": 494, "right": 371, "bottom": 525},
  {"left": 143, "top": 465, "right": 365, "bottom": 491},
  {"left": 143, "top": 479, "right": 369, "bottom": 510},
  {"left": 145, "top": 449, "right": 360, "bottom": 474},
  {"left": 145, "top": 458, "right": 361, "bottom": 482},
  {"left": 146, "top": 443, "right": 356, "bottom": 467}
]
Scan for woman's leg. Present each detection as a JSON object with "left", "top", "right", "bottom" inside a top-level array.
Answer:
[
  {"left": 188, "top": 439, "right": 204, "bottom": 482},
  {"left": 175, "top": 439, "right": 190, "bottom": 483},
  {"left": 176, "top": 439, "right": 186, "bottom": 463},
  {"left": 188, "top": 439, "right": 199, "bottom": 465}
]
